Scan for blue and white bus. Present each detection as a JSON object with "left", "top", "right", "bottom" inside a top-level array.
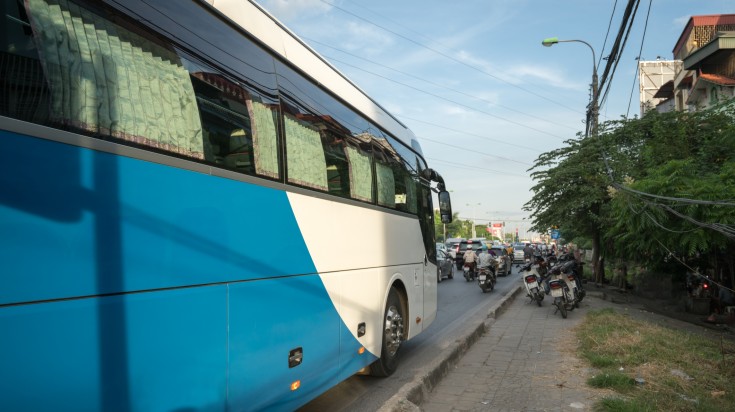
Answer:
[{"left": 0, "top": 0, "right": 453, "bottom": 410}]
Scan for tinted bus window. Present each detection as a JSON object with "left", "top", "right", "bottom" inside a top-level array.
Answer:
[
  {"left": 9, "top": 0, "right": 204, "bottom": 158},
  {"left": 275, "top": 61, "right": 374, "bottom": 201}
]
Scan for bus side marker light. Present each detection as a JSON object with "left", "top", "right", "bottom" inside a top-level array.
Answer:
[
  {"left": 358, "top": 347, "right": 365, "bottom": 355},
  {"left": 291, "top": 380, "right": 301, "bottom": 391}
]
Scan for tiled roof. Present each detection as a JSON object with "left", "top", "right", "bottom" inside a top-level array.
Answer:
[
  {"left": 699, "top": 73, "right": 735, "bottom": 86},
  {"left": 673, "top": 14, "right": 735, "bottom": 56}
]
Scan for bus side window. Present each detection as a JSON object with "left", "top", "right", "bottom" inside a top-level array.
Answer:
[
  {"left": 187, "top": 67, "right": 280, "bottom": 180},
  {"left": 20, "top": 0, "right": 204, "bottom": 159}
]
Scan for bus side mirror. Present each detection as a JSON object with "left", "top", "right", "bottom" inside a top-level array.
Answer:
[{"left": 438, "top": 190, "right": 452, "bottom": 223}]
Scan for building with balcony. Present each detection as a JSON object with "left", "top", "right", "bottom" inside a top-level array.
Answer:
[{"left": 650, "top": 14, "right": 735, "bottom": 113}]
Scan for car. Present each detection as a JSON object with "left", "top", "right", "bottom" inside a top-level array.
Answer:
[
  {"left": 512, "top": 243, "right": 527, "bottom": 262},
  {"left": 436, "top": 242, "right": 447, "bottom": 254},
  {"left": 445, "top": 237, "right": 464, "bottom": 261},
  {"left": 455, "top": 239, "right": 484, "bottom": 269},
  {"left": 489, "top": 245, "right": 512, "bottom": 276},
  {"left": 436, "top": 249, "right": 454, "bottom": 282}
]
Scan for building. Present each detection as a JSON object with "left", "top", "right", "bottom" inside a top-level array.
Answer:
[
  {"left": 651, "top": 14, "right": 735, "bottom": 113},
  {"left": 638, "top": 59, "right": 680, "bottom": 116}
]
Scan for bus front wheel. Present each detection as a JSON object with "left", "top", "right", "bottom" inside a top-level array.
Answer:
[{"left": 370, "top": 287, "right": 405, "bottom": 377}]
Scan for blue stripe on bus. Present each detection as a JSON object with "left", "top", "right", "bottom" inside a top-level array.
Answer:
[
  {"left": 0, "top": 278, "right": 374, "bottom": 411},
  {"left": 1, "top": 130, "right": 313, "bottom": 305},
  {"left": 0, "top": 286, "right": 228, "bottom": 411},
  {"left": 228, "top": 275, "right": 376, "bottom": 411},
  {"left": 0, "top": 131, "right": 375, "bottom": 410}
]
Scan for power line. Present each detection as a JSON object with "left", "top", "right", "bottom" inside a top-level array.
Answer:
[
  {"left": 626, "top": 0, "right": 653, "bottom": 118},
  {"left": 317, "top": 0, "right": 585, "bottom": 116},
  {"left": 305, "top": 37, "right": 579, "bottom": 132},
  {"left": 598, "top": 0, "right": 619, "bottom": 70},
  {"left": 400, "top": 115, "right": 543, "bottom": 154},
  {"left": 323, "top": 53, "right": 569, "bottom": 140},
  {"left": 420, "top": 136, "right": 532, "bottom": 166},
  {"left": 426, "top": 157, "right": 527, "bottom": 177},
  {"left": 599, "top": 0, "right": 641, "bottom": 109}
]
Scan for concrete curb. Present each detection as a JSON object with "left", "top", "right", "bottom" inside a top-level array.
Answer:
[{"left": 378, "top": 284, "right": 524, "bottom": 412}]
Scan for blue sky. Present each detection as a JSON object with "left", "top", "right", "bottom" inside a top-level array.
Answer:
[{"left": 258, "top": 0, "right": 734, "bottom": 238}]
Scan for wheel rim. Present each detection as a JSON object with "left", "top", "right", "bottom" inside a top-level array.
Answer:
[{"left": 384, "top": 305, "right": 405, "bottom": 356}]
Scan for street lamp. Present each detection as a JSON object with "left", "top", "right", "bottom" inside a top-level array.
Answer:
[
  {"left": 542, "top": 37, "right": 599, "bottom": 138},
  {"left": 466, "top": 202, "right": 480, "bottom": 238}
]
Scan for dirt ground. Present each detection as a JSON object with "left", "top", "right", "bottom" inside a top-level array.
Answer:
[{"left": 584, "top": 283, "right": 735, "bottom": 342}]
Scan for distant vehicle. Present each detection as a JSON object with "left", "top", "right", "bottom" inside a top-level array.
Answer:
[
  {"left": 445, "top": 237, "right": 464, "bottom": 259},
  {"left": 455, "top": 239, "right": 484, "bottom": 269},
  {"left": 436, "top": 242, "right": 448, "bottom": 254},
  {"left": 490, "top": 246, "right": 513, "bottom": 276},
  {"left": 513, "top": 243, "right": 527, "bottom": 262},
  {"left": 436, "top": 249, "right": 454, "bottom": 282}
]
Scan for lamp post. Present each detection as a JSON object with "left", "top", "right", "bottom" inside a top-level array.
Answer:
[
  {"left": 466, "top": 203, "right": 480, "bottom": 238},
  {"left": 542, "top": 37, "right": 599, "bottom": 138}
]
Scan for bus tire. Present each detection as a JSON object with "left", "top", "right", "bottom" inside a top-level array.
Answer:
[{"left": 370, "top": 287, "right": 405, "bottom": 377}]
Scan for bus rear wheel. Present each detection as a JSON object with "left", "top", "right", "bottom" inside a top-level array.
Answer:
[{"left": 370, "top": 287, "right": 405, "bottom": 377}]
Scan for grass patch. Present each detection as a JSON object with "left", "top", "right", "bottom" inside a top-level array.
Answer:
[
  {"left": 575, "top": 308, "right": 735, "bottom": 411},
  {"left": 588, "top": 371, "right": 635, "bottom": 392}
]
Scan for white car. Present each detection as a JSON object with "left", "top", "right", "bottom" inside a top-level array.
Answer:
[{"left": 512, "top": 243, "right": 527, "bottom": 262}]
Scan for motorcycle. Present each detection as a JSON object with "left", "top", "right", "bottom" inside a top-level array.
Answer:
[
  {"left": 519, "top": 262, "right": 544, "bottom": 306},
  {"left": 547, "top": 261, "right": 579, "bottom": 318},
  {"left": 556, "top": 253, "right": 586, "bottom": 302},
  {"left": 477, "top": 265, "right": 496, "bottom": 293},
  {"left": 463, "top": 263, "right": 475, "bottom": 282}
]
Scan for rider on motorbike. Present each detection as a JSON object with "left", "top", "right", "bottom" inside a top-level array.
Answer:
[
  {"left": 477, "top": 248, "right": 495, "bottom": 273},
  {"left": 463, "top": 246, "right": 478, "bottom": 277}
]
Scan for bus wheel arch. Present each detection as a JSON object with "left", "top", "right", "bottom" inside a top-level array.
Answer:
[{"left": 370, "top": 282, "right": 408, "bottom": 377}]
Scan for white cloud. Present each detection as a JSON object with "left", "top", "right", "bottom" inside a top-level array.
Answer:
[
  {"left": 259, "top": 0, "right": 331, "bottom": 21},
  {"left": 340, "top": 21, "right": 394, "bottom": 54},
  {"left": 511, "top": 65, "right": 584, "bottom": 90}
]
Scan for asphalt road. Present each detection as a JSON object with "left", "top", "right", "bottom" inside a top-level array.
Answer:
[{"left": 299, "top": 264, "right": 521, "bottom": 411}]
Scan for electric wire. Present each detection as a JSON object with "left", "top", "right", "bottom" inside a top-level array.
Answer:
[
  {"left": 420, "top": 136, "right": 532, "bottom": 166},
  {"left": 322, "top": 53, "right": 569, "bottom": 140},
  {"left": 305, "top": 37, "right": 579, "bottom": 132},
  {"left": 598, "top": 0, "right": 619, "bottom": 70},
  {"left": 626, "top": 0, "right": 653, "bottom": 118},
  {"left": 599, "top": 0, "right": 642, "bottom": 109},
  {"left": 400, "top": 115, "right": 543, "bottom": 153},
  {"left": 655, "top": 239, "right": 735, "bottom": 295},
  {"left": 426, "top": 157, "right": 528, "bottom": 177},
  {"left": 316, "top": 0, "right": 585, "bottom": 116},
  {"left": 613, "top": 182, "right": 735, "bottom": 206}
]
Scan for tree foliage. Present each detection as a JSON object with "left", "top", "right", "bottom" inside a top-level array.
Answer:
[
  {"left": 605, "top": 105, "right": 735, "bottom": 276},
  {"left": 525, "top": 101, "right": 735, "bottom": 284}
]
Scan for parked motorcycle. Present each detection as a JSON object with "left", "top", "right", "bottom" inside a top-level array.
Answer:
[
  {"left": 477, "top": 266, "right": 496, "bottom": 293},
  {"left": 547, "top": 262, "right": 579, "bottom": 318},
  {"left": 519, "top": 263, "right": 544, "bottom": 306},
  {"left": 556, "top": 253, "right": 586, "bottom": 302}
]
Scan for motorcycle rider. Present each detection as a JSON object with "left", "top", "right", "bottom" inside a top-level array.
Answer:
[
  {"left": 523, "top": 243, "right": 533, "bottom": 262},
  {"left": 477, "top": 247, "right": 495, "bottom": 274},
  {"left": 463, "top": 246, "right": 478, "bottom": 277}
]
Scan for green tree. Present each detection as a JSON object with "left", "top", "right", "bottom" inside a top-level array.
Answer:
[
  {"left": 524, "top": 132, "right": 613, "bottom": 283},
  {"left": 434, "top": 211, "right": 468, "bottom": 240},
  {"left": 525, "top": 102, "right": 735, "bottom": 288},
  {"left": 605, "top": 106, "right": 735, "bottom": 284}
]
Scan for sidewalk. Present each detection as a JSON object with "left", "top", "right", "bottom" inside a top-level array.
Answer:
[
  {"left": 379, "top": 282, "right": 733, "bottom": 412},
  {"left": 418, "top": 290, "right": 613, "bottom": 411}
]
